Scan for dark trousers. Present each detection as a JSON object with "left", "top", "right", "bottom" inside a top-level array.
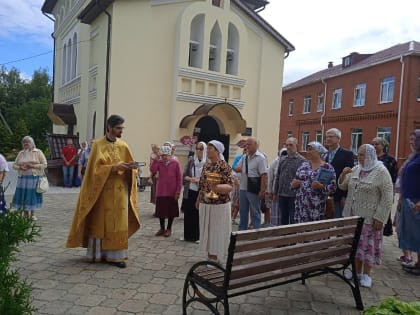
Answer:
[{"left": 278, "top": 196, "right": 295, "bottom": 225}]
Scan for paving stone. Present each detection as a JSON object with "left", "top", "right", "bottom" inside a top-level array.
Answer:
[{"left": 10, "top": 191, "right": 419, "bottom": 314}]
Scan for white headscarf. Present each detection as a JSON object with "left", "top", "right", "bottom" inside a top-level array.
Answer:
[
  {"left": 208, "top": 140, "right": 225, "bottom": 160},
  {"left": 194, "top": 141, "right": 207, "bottom": 170},
  {"left": 360, "top": 144, "right": 382, "bottom": 171}
]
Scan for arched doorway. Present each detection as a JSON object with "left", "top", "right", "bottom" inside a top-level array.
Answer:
[{"left": 195, "top": 116, "right": 229, "bottom": 161}]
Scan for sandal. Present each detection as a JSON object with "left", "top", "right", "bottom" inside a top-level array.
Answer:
[{"left": 404, "top": 266, "right": 420, "bottom": 276}]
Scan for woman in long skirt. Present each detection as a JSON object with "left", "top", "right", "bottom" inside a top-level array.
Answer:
[
  {"left": 181, "top": 142, "right": 207, "bottom": 242},
  {"left": 12, "top": 136, "right": 47, "bottom": 220}
]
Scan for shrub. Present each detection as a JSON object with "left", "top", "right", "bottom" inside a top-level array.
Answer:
[{"left": 0, "top": 212, "right": 40, "bottom": 314}]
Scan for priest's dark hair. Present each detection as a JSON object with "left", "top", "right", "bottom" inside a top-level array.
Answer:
[{"left": 107, "top": 114, "right": 125, "bottom": 129}]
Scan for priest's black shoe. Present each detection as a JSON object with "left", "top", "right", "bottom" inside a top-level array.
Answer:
[{"left": 110, "top": 261, "right": 126, "bottom": 268}]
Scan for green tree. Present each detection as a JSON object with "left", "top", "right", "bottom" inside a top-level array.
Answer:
[
  {"left": 0, "top": 212, "right": 40, "bottom": 314},
  {"left": 11, "top": 119, "right": 29, "bottom": 150}
]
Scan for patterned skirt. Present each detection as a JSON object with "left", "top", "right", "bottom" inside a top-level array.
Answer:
[
  {"left": 356, "top": 223, "right": 383, "bottom": 267},
  {"left": 12, "top": 175, "right": 43, "bottom": 211}
]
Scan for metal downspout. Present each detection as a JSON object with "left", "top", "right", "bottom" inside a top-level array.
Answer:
[
  {"left": 42, "top": 12, "right": 56, "bottom": 103},
  {"left": 320, "top": 78, "right": 327, "bottom": 144},
  {"left": 396, "top": 56, "right": 405, "bottom": 161},
  {"left": 102, "top": 7, "right": 112, "bottom": 134}
]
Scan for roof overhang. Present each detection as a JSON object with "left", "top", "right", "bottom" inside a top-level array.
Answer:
[
  {"left": 47, "top": 103, "right": 77, "bottom": 126},
  {"left": 41, "top": 0, "right": 57, "bottom": 14},
  {"left": 78, "top": 0, "right": 115, "bottom": 24},
  {"left": 179, "top": 102, "right": 246, "bottom": 134}
]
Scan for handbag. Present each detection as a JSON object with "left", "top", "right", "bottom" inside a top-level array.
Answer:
[
  {"left": 245, "top": 156, "right": 261, "bottom": 194},
  {"left": 325, "top": 197, "right": 335, "bottom": 219},
  {"left": 36, "top": 170, "right": 49, "bottom": 193}
]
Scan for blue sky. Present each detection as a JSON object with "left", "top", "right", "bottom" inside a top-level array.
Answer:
[{"left": 1, "top": 0, "right": 420, "bottom": 84}]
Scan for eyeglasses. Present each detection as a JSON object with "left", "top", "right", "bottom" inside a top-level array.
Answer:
[
  {"left": 371, "top": 143, "right": 380, "bottom": 146},
  {"left": 196, "top": 147, "right": 204, "bottom": 151}
]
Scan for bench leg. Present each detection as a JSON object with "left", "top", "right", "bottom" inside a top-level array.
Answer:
[{"left": 350, "top": 263, "right": 364, "bottom": 310}]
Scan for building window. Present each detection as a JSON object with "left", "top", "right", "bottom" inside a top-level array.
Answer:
[
  {"left": 351, "top": 128, "right": 363, "bottom": 154},
  {"left": 62, "top": 43, "right": 67, "bottom": 84},
  {"left": 209, "top": 22, "right": 222, "bottom": 72},
  {"left": 226, "top": 23, "right": 239, "bottom": 75},
  {"left": 332, "top": 88, "right": 342, "bottom": 109},
  {"left": 417, "top": 75, "right": 420, "bottom": 100},
  {"left": 66, "top": 38, "right": 72, "bottom": 82},
  {"left": 303, "top": 96, "right": 311, "bottom": 113},
  {"left": 287, "top": 131, "right": 293, "bottom": 139},
  {"left": 317, "top": 93, "right": 324, "bottom": 112},
  {"left": 188, "top": 14, "right": 204, "bottom": 68},
  {"left": 377, "top": 127, "right": 391, "bottom": 146},
  {"left": 354, "top": 83, "right": 366, "bottom": 106},
  {"left": 344, "top": 56, "right": 350, "bottom": 67},
  {"left": 288, "top": 99, "right": 294, "bottom": 116},
  {"left": 302, "top": 131, "right": 310, "bottom": 151},
  {"left": 212, "top": 0, "right": 221, "bottom": 7},
  {"left": 380, "top": 76, "right": 394, "bottom": 103},
  {"left": 316, "top": 130, "right": 322, "bottom": 143},
  {"left": 72, "top": 33, "right": 78, "bottom": 79}
]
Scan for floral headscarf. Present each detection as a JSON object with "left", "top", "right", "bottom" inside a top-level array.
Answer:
[
  {"left": 360, "top": 144, "right": 381, "bottom": 172},
  {"left": 308, "top": 141, "right": 327, "bottom": 155}
]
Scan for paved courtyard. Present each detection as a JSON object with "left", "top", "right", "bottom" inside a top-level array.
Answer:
[{"left": 4, "top": 187, "right": 419, "bottom": 314}]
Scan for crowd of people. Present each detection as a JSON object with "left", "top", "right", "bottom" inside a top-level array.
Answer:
[{"left": 1, "top": 118, "right": 419, "bottom": 282}]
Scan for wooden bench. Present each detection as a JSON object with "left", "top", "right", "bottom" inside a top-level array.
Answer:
[{"left": 182, "top": 216, "right": 364, "bottom": 314}]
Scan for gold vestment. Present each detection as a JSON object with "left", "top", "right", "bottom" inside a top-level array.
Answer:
[{"left": 66, "top": 136, "right": 140, "bottom": 250}]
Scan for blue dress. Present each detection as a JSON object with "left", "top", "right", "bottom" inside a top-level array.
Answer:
[{"left": 399, "top": 155, "right": 420, "bottom": 252}]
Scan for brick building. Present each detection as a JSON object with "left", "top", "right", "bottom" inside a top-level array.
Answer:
[{"left": 280, "top": 41, "right": 420, "bottom": 164}]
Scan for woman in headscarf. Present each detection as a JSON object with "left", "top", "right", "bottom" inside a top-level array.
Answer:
[
  {"left": 292, "top": 141, "right": 336, "bottom": 223},
  {"left": 399, "top": 130, "right": 420, "bottom": 276},
  {"left": 78, "top": 140, "right": 91, "bottom": 180},
  {"left": 371, "top": 137, "right": 397, "bottom": 237},
  {"left": 196, "top": 140, "right": 233, "bottom": 263},
  {"left": 150, "top": 145, "right": 183, "bottom": 237},
  {"left": 12, "top": 136, "right": 48, "bottom": 220},
  {"left": 338, "top": 144, "right": 393, "bottom": 288},
  {"left": 181, "top": 141, "right": 207, "bottom": 242}
]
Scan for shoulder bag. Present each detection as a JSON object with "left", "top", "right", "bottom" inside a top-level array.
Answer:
[{"left": 36, "top": 169, "right": 49, "bottom": 193}]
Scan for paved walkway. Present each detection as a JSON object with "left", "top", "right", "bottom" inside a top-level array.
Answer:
[{"left": 4, "top": 186, "right": 417, "bottom": 315}]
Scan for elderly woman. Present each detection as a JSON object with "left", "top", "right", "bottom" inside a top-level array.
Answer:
[
  {"left": 400, "top": 130, "right": 420, "bottom": 276},
  {"left": 12, "top": 136, "right": 48, "bottom": 220},
  {"left": 181, "top": 141, "right": 207, "bottom": 242},
  {"left": 372, "top": 137, "right": 398, "bottom": 236},
  {"left": 339, "top": 144, "right": 393, "bottom": 288},
  {"left": 150, "top": 145, "right": 183, "bottom": 237},
  {"left": 292, "top": 141, "right": 336, "bottom": 223},
  {"left": 196, "top": 140, "right": 233, "bottom": 263}
]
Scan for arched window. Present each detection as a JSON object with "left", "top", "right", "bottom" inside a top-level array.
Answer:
[
  {"left": 66, "top": 38, "right": 72, "bottom": 82},
  {"left": 72, "top": 33, "right": 78, "bottom": 78},
  {"left": 62, "top": 43, "right": 67, "bottom": 84},
  {"left": 188, "top": 14, "right": 204, "bottom": 68},
  {"left": 209, "top": 22, "right": 221, "bottom": 72},
  {"left": 226, "top": 23, "right": 239, "bottom": 75}
]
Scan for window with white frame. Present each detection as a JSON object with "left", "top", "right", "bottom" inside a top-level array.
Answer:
[
  {"left": 316, "top": 130, "right": 322, "bottom": 143},
  {"left": 351, "top": 128, "right": 363, "bottom": 154},
  {"left": 302, "top": 131, "right": 310, "bottom": 151},
  {"left": 354, "top": 83, "right": 366, "bottom": 106},
  {"left": 380, "top": 76, "right": 394, "bottom": 103},
  {"left": 72, "top": 33, "right": 78, "bottom": 79},
  {"left": 66, "top": 38, "right": 72, "bottom": 82},
  {"left": 417, "top": 75, "right": 420, "bottom": 99},
  {"left": 288, "top": 99, "right": 294, "bottom": 115},
  {"left": 303, "top": 96, "right": 311, "bottom": 113},
  {"left": 62, "top": 43, "right": 67, "bottom": 84},
  {"left": 226, "top": 23, "right": 239, "bottom": 75},
  {"left": 332, "top": 88, "right": 342, "bottom": 109},
  {"left": 287, "top": 131, "right": 293, "bottom": 139},
  {"left": 209, "top": 22, "right": 222, "bottom": 72},
  {"left": 188, "top": 14, "right": 204, "bottom": 68},
  {"left": 317, "top": 93, "right": 324, "bottom": 112},
  {"left": 377, "top": 127, "right": 391, "bottom": 146}
]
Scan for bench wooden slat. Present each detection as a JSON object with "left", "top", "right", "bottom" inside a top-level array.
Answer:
[
  {"left": 232, "top": 235, "right": 355, "bottom": 266},
  {"left": 234, "top": 226, "right": 356, "bottom": 253},
  {"left": 233, "top": 216, "right": 360, "bottom": 241},
  {"left": 230, "top": 245, "right": 351, "bottom": 279},
  {"left": 228, "top": 255, "right": 349, "bottom": 290}
]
